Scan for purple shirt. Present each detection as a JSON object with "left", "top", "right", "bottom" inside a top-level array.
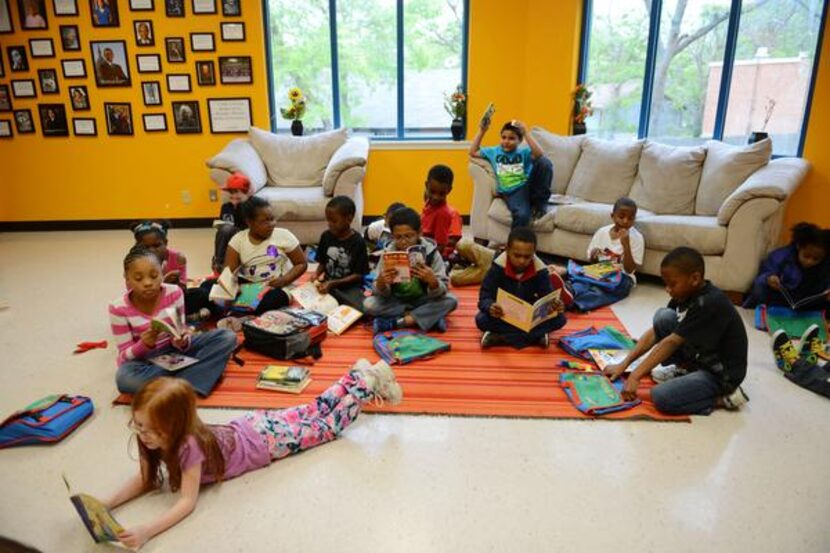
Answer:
[{"left": 179, "top": 416, "right": 270, "bottom": 483}]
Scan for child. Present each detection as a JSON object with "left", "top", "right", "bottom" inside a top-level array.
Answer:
[
  {"left": 365, "top": 202, "right": 405, "bottom": 253},
  {"left": 744, "top": 222, "right": 830, "bottom": 311},
  {"left": 312, "top": 196, "right": 370, "bottom": 310},
  {"left": 603, "top": 247, "right": 749, "bottom": 415},
  {"left": 469, "top": 119, "right": 553, "bottom": 227},
  {"left": 364, "top": 207, "right": 458, "bottom": 334},
  {"left": 421, "top": 164, "right": 462, "bottom": 259},
  {"left": 110, "top": 245, "right": 237, "bottom": 396},
  {"left": 770, "top": 324, "right": 830, "bottom": 399},
  {"left": 104, "top": 360, "right": 402, "bottom": 550},
  {"left": 212, "top": 172, "right": 250, "bottom": 274}
]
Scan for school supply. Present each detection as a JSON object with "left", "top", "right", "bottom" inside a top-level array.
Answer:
[
  {"left": 559, "top": 360, "right": 595, "bottom": 371},
  {"left": 0, "top": 395, "right": 94, "bottom": 449},
  {"left": 754, "top": 305, "right": 828, "bottom": 342},
  {"left": 587, "top": 348, "right": 642, "bottom": 373},
  {"left": 558, "top": 326, "right": 635, "bottom": 360},
  {"left": 382, "top": 245, "right": 427, "bottom": 283},
  {"left": 567, "top": 259, "right": 623, "bottom": 290},
  {"left": 73, "top": 340, "right": 108, "bottom": 354},
  {"left": 209, "top": 266, "right": 239, "bottom": 301},
  {"left": 290, "top": 281, "right": 340, "bottom": 313},
  {"left": 63, "top": 475, "right": 126, "bottom": 548},
  {"left": 373, "top": 329, "right": 451, "bottom": 365},
  {"left": 242, "top": 308, "right": 327, "bottom": 361},
  {"left": 231, "top": 282, "right": 269, "bottom": 313},
  {"left": 149, "top": 353, "right": 199, "bottom": 371},
  {"left": 582, "top": 261, "right": 619, "bottom": 280},
  {"left": 496, "top": 288, "right": 562, "bottom": 333},
  {"left": 567, "top": 260, "right": 633, "bottom": 312},
  {"left": 326, "top": 305, "right": 363, "bottom": 335},
  {"left": 779, "top": 286, "right": 830, "bottom": 310},
  {"left": 256, "top": 365, "right": 312, "bottom": 394},
  {"left": 150, "top": 314, "right": 186, "bottom": 341},
  {"left": 480, "top": 102, "right": 495, "bottom": 128},
  {"left": 559, "top": 372, "right": 641, "bottom": 416}
]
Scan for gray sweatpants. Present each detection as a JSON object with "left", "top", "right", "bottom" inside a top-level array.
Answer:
[{"left": 363, "top": 293, "right": 458, "bottom": 331}]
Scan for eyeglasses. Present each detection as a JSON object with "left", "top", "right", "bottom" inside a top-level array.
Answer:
[{"left": 128, "top": 420, "right": 160, "bottom": 440}]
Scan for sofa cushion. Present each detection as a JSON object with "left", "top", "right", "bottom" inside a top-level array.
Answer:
[
  {"left": 695, "top": 138, "right": 771, "bottom": 215},
  {"left": 629, "top": 141, "right": 705, "bottom": 215},
  {"left": 636, "top": 215, "right": 727, "bottom": 255},
  {"left": 530, "top": 128, "right": 585, "bottom": 195},
  {"left": 257, "top": 186, "right": 328, "bottom": 221},
  {"left": 488, "top": 199, "right": 556, "bottom": 232},
  {"left": 248, "top": 127, "right": 348, "bottom": 187},
  {"left": 552, "top": 202, "right": 653, "bottom": 236},
  {"left": 566, "top": 138, "right": 643, "bottom": 204}
]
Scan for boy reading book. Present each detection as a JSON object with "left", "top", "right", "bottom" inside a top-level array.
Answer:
[{"left": 477, "top": 227, "right": 566, "bottom": 348}]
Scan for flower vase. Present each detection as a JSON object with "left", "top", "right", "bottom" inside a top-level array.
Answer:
[
  {"left": 572, "top": 122, "right": 586, "bottom": 136},
  {"left": 291, "top": 120, "right": 304, "bottom": 136},
  {"left": 450, "top": 118, "right": 465, "bottom": 141},
  {"left": 747, "top": 131, "right": 768, "bottom": 144}
]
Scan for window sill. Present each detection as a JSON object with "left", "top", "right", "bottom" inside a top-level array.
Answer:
[{"left": 370, "top": 139, "right": 471, "bottom": 151}]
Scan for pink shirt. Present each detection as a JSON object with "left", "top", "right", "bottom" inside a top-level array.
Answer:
[
  {"left": 108, "top": 284, "right": 186, "bottom": 365},
  {"left": 179, "top": 416, "right": 271, "bottom": 483},
  {"left": 162, "top": 248, "right": 187, "bottom": 283}
]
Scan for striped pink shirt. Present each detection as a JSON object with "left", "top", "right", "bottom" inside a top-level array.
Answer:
[
  {"left": 109, "top": 284, "right": 186, "bottom": 365},
  {"left": 163, "top": 248, "right": 187, "bottom": 283}
]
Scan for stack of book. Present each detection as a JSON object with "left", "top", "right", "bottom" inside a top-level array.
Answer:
[{"left": 256, "top": 365, "right": 312, "bottom": 394}]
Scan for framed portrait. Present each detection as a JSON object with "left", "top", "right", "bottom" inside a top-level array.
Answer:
[
  {"left": 195, "top": 60, "right": 214, "bottom": 86},
  {"left": 68, "top": 85, "right": 89, "bottom": 110},
  {"left": 90, "top": 40, "right": 131, "bottom": 87},
  {"left": 172, "top": 100, "right": 200, "bottom": 134},
  {"left": 141, "top": 80, "right": 161, "bottom": 105},
  {"left": 136, "top": 53, "right": 161, "bottom": 72},
  {"left": 190, "top": 32, "right": 213, "bottom": 52},
  {"left": 0, "top": 120, "right": 11, "bottom": 137},
  {"left": 14, "top": 109, "right": 35, "bottom": 133},
  {"left": 38, "top": 103, "right": 69, "bottom": 136},
  {"left": 207, "top": 97, "right": 251, "bottom": 134},
  {"left": 0, "top": 0, "right": 13, "bottom": 32},
  {"left": 73, "top": 117, "right": 97, "bottom": 136},
  {"left": 220, "top": 0, "right": 238, "bottom": 16},
  {"left": 165, "top": 37, "right": 185, "bottom": 63},
  {"left": 134, "top": 19, "right": 153, "bottom": 46},
  {"left": 166, "top": 73, "right": 190, "bottom": 92},
  {"left": 220, "top": 22, "right": 244, "bottom": 41},
  {"left": 30, "top": 38, "right": 54, "bottom": 58},
  {"left": 38, "top": 68, "right": 59, "bottom": 94},
  {"left": 104, "top": 102, "right": 133, "bottom": 135},
  {"left": 190, "top": 0, "right": 212, "bottom": 14},
  {"left": 129, "top": 0, "right": 152, "bottom": 10},
  {"left": 53, "top": 0, "right": 78, "bottom": 15},
  {"left": 0, "top": 84, "right": 11, "bottom": 111},
  {"left": 61, "top": 58, "right": 86, "bottom": 78},
  {"left": 0, "top": 53, "right": 4, "bottom": 76},
  {"left": 89, "top": 0, "right": 119, "bottom": 27},
  {"left": 218, "top": 56, "right": 252, "bottom": 84},
  {"left": 142, "top": 112, "right": 166, "bottom": 132},
  {"left": 12, "top": 79, "right": 37, "bottom": 98},
  {"left": 60, "top": 24, "right": 80, "bottom": 51},
  {"left": 164, "top": 0, "right": 183, "bottom": 17},
  {"left": 18, "top": 0, "right": 48, "bottom": 29},
  {"left": 8, "top": 46, "right": 29, "bottom": 72}
]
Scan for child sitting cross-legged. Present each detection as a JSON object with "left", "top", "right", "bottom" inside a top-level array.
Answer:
[
  {"left": 364, "top": 207, "right": 458, "bottom": 334},
  {"left": 476, "top": 227, "right": 566, "bottom": 349}
]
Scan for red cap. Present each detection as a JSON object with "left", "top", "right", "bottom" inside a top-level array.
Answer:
[{"left": 222, "top": 172, "right": 250, "bottom": 193}]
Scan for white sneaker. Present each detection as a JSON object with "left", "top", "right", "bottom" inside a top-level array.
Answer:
[
  {"left": 357, "top": 359, "right": 403, "bottom": 406},
  {"left": 217, "top": 316, "right": 244, "bottom": 332},
  {"left": 650, "top": 364, "right": 687, "bottom": 383},
  {"left": 723, "top": 386, "right": 749, "bottom": 410}
]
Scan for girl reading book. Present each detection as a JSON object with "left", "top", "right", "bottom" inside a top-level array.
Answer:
[{"left": 104, "top": 360, "right": 402, "bottom": 549}]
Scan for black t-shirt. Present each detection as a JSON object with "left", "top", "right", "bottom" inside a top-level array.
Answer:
[
  {"left": 317, "top": 230, "right": 370, "bottom": 284},
  {"left": 669, "top": 281, "right": 748, "bottom": 386},
  {"left": 219, "top": 202, "right": 247, "bottom": 229}
]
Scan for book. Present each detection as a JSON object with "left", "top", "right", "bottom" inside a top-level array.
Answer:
[
  {"left": 233, "top": 282, "right": 269, "bottom": 312},
  {"left": 63, "top": 475, "right": 128, "bottom": 549},
  {"left": 496, "top": 288, "right": 561, "bottom": 333},
  {"left": 582, "top": 261, "right": 620, "bottom": 280},
  {"left": 382, "top": 245, "right": 427, "bottom": 283},
  {"left": 209, "top": 266, "right": 239, "bottom": 301},
  {"left": 480, "top": 102, "right": 495, "bottom": 128},
  {"left": 327, "top": 304, "right": 363, "bottom": 335},
  {"left": 150, "top": 310, "right": 186, "bottom": 341},
  {"left": 779, "top": 286, "right": 830, "bottom": 310},
  {"left": 547, "top": 194, "right": 580, "bottom": 206},
  {"left": 290, "top": 281, "right": 340, "bottom": 314},
  {"left": 149, "top": 353, "right": 199, "bottom": 371},
  {"left": 256, "top": 365, "right": 312, "bottom": 394},
  {"left": 587, "top": 348, "right": 641, "bottom": 373}
]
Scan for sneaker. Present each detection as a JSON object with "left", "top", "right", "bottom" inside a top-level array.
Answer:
[
  {"left": 358, "top": 360, "right": 403, "bottom": 406},
  {"left": 797, "top": 324, "right": 822, "bottom": 365},
  {"left": 434, "top": 317, "right": 447, "bottom": 333},
  {"left": 722, "top": 386, "right": 749, "bottom": 410},
  {"left": 372, "top": 317, "right": 397, "bottom": 335},
  {"left": 651, "top": 364, "right": 687, "bottom": 383},
  {"left": 549, "top": 271, "right": 574, "bottom": 309},
  {"left": 538, "top": 333, "right": 550, "bottom": 349},
  {"left": 186, "top": 307, "right": 211, "bottom": 323},
  {"left": 217, "top": 316, "right": 244, "bottom": 332},
  {"left": 771, "top": 329, "right": 799, "bottom": 373},
  {"left": 480, "top": 331, "right": 506, "bottom": 349}
]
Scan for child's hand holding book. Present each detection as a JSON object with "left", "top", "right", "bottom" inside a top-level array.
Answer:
[
  {"left": 119, "top": 524, "right": 152, "bottom": 550},
  {"left": 375, "top": 265, "right": 399, "bottom": 289},
  {"left": 140, "top": 328, "right": 159, "bottom": 349},
  {"left": 767, "top": 274, "right": 782, "bottom": 291},
  {"left": 489, "top": 303, "right": 504, "bottom": 319},
  {"left": 411, "top": 264, "right": 438, "bottom": 289},
  {"left": 171, "top": 330, "right": 191, "bottom": 351}
]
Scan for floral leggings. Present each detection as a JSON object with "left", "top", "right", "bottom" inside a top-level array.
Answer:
[{"left": 244, "top": 370, "right": 374, "bottom": 460}]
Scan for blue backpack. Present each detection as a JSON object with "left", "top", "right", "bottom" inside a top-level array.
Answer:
[
  {"left": 373, "top": 330, "right": 451, "bottom": 365},
  {"left": 0, "top": 395, "right": 94, "bottom": 449}
]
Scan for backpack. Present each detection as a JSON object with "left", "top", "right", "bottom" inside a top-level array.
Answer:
[
  {"left": 242, "top": 308, "right": 327, "bottom": 361},
  {"left": 558, "top": 326, "right": 635, "bottom": 360},
  {"left": 559, "top": 372, "right": 640, "bottom": 416},
  {"left": 372, "top": 330, "right": 450, "bottom": 365},
  {"left": 0, "top": 395, "right": 94, "bottom": 449}
]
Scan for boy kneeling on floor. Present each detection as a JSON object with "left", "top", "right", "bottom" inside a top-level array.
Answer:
[
  {"left": 603, "top": 247, "right": 749, "bottom": 415},
  {"left": 477, "top": 227, "right": 566, "bottom": 349}
]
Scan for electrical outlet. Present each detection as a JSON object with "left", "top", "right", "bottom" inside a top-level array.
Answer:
[
  {"left": 209, "top": 189, "right": 218, "bottom": 202},
  {"left": 181, "top": 190, "right": 192, "bottom": 204}
]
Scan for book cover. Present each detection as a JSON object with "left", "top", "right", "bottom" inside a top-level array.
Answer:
[
  {"left": 233, "top": 282, "right": 269, "bottom": 311},
  {"left": 63, "top": 475, "right": 128, "bottom": 548},
  {"left": 496, "top": 288, "right": 561, "bottom": 333},
  {"left": 587, "top": 349, "right": 640, "bottom": 373},
  {"left": 327, "top": 305, "right": 363, "bottom": 335},
  {"left": 480, "top": 102, "right": 495, "bottom": 127},
  {"left": 290, "top": 282, "right": 340, "bottom": 314},
  {"left": 150, "top": 353, "right": 199, "bottom": 372},
  {"left": 383, "top": 245, "right": 426, "bottom": 283},
  {"left": 256, "top": 365, "right": 311, "bottom": 394},
  {"left": 582, "top": 261, "right": 619, "bottom": 280}
]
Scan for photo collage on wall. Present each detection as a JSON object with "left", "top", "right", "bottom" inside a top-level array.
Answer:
[{"left": 0, "top": 0, "right": 253, "bottom": 138}]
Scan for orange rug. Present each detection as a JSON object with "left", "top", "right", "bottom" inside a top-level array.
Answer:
[{"left": 115, "top": 285, "right": 689, "bottom": 422}]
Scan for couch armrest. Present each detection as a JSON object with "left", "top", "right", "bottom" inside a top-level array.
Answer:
[
  {"left": 332, "top": 165, "right": 365, "bottom": 200},
  {"left": 719, "top": 197, "right": 782, "bottom": 292},
  {"left": 717, "top": 157, "right": 810, "bottom": 225},
  {"left": 205, "top": 139, "right": 269, "bottom": 193},
  {"left": 322, "top": 136, "right": 369, "bottom": 196},
  {"left": 469, "top": 159, "right": 497, "bottom": 240}
]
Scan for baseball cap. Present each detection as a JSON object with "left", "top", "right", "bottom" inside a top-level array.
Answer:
[{"left": 222, "top": 172, "right": 250, "bottom": 193}]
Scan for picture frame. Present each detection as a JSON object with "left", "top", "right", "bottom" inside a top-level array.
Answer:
[
  {"left": 190, "top": 32, "right": 214, "bottom": 52},
  {"left": 0, "top": 0, "right": 13, "bottom": 33},
  {"left": 104, "top": 102, "right": 133, "bottom": 135},
  {"left": 190, "top": 0, "right": 213, "bottom": 14},
  {"left": 89, "top": 0, "right": 119, "bottom": 27},
  {"left": 90, "top": 40, "right": 131, "bottom": 87},
  {"left": 61, "top": 58, "right": 86, "bottom": 78},
  {"left": 136, "top": 53, "right": 161, "bottom": 73},
  {"left": 38, "top": 103, "right": 69, "bottom": 136},
  {"left": 59, "top": 24, "right": 80, "bottom": 51},
  {"left": 68, "top": 85, "right": 89, "bottom": 110},
  {"left": 172, "top": 100, "right": 200, "bottom": 133},
  {"left": 18, "top": 0, "right": 48, "bottom": 30},
  {"left": 218, "top": 56, "right": 252, "bottom": 84},
  {"left": 38, "top": 68, "right": 59, "bottom": 94},
  {"left": 195, "top": 60, "right": 215, "bottom": 86},
  {"left": 220, "top": 0, "right": 238, "bottom": 16},
  {"left": 128, "top": 0, "right": 152, "bottom": 10},
  {"left": 207, "top": 97, "right": 251, "bottom": 134},
  {"left": 0, "top": 84, "right": 11, "bottom": 112},
  {"left": 29, "top": 38, "right": 55, "bottom": 58},
  {"left": 141, "top": 80, "right": 162, "bottom": 105},
  {"left": 165, "top": 37, "right": 185, "bottom": 63},
  {"left": 166, "top": 73, "right": 191, "bottom": 92},
  {"left": 0, "top": 53, "right": 4, "bottom": 77},
  {"left": 73, "top": 117, "right": 97, "bottom": 136},
  {"left": 53, "top": 0, "right": 78, "bottom": 16},
  {"left": 14, "top": 109, "right": 35, "bottom": 133},
  {"left": 220, "top": 21, "right": 244, "bottom": 41},
  {"left": 142, "top": 112, "right": 166, "bottom": 132},
  {"left": 0, "top": 120, "right": 11, "bottom": 138},
  {"left": 12, "top": 79, "right": 37, "bottom": 98},
  {"left": 164, "top": 0, "right": 183, "bottom": 17},
  {"left": 134, "top": 19, "right": 153, "bottom": 47},
  {"left": 8, "top": 46, "right": 29, "bottom": 72}
]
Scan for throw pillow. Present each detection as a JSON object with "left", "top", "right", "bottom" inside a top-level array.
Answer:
[
  {"left": 248, "top": 127, "right": 348, "bottom": 187},
  {"left": 695, "top": 138, "right": 771, "bottom": 215},
  {"left": 629, "top": 141, "right": 706, "bottom": 214},
  {"left": 566, "top": 137, "right": 643, "bottom": 204},
  {"left": 530, "top": 127, "right": 585, "bottom": 194}
]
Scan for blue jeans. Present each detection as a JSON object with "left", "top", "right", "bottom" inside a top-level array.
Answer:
[
  {"left": 116, "top": 328, "right": 237, "bottom": 396},
  {"left": 363, "top": 293, "right": 458, "bottom": 331},
  {"left": 501, "top": 156, "right": 553, "bottom": 228},
  {"left": 475, "top": 311, "right": 566, "bottom": 349}
]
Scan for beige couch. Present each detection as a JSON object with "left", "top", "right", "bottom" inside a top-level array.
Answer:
[
  {"left": 469, "top": 128, "right": 810, "bottom": 293},
  {"left": 207, "top": 127, "right": 369, "bottom": 245}
]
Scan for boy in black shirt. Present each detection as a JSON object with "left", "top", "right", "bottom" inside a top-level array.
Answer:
[
  {"left": 604, "top": 247, "right": 749, "bottom": 415},
  {"left": 312, "top": 196, "right": 370, "bottom": 310}
]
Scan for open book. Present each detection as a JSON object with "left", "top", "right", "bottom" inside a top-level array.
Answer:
[
  {"left": 382, "top": 245, "right": 427, "bottom": 283},
  {"left": 496, "top": 288, "right": 561, "bottom": 333},
  {"left": 480, "top": 102, "right": 495, "bottom": 128},
  {"left": 150, "top": 311, "right": 185, "bottom": 341},
  {"left": 587, "top": 349, "right": 641, "bottom": 373},
  {"left": 63, "top": 475, "right": 129, "bottom": 549},
  {"left": 779, "top": 286, "right": 830, "bottom": 310},
  {"left": 209, "top": 266, "right": 239, "bottom": 301},
  {"left": 289, "top": 281, "right": 363, "bottom": 335}
]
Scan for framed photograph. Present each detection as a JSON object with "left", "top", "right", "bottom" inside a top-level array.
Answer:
[
  {"left": 0, "top": 0, "right": 13, "bottom": 32},
  {"left": 18, "top": 0, "right": 48, "bottom": 29},
  {"left": 166, "top": 73, "right": 190, "bottom": 92},
  {"left": 164, "top": 0, "right": 183, "bottom": 17},
  {"left": 0, "top": 53, "right": 4, "bottom": 77},
  {"left": 104, "top": 102, "right": 133, "bottom": 135},
  {"left": 141, "top": 80, "right": 161, "bottom": 105},
  {"left": 134, "top": 19, "right": 153, "bottom": 46},
  {"left": 38, "top": 68, "right": 59, "bottom": 94},
  {"left": 207, "top": 97, "right": 251, "bottom": 133},
  {"left": 190, "top": 0, "right": 212, "bottom": 14},
  {"left": 142, "top": 112, "right": 166, "bottom": 132},
  {"left": 53, "top": 0, "right": 78, "bottom": 15},
  {"left": 165, "top": 37, "right": 185, "bottom": 63},
  {"left": 60, "top": 24, "right": 80, "bottom": 51},
  {"left": 61, "top": 58, "right": 86, "bottom": 78},
  {"left": 38, "top": 103, "right": 68, "bottom": 136},
  {"left": 218, "top": 56, "right": 252, "bottom": 84},
  {"left": 90, "top": 40, "right": 131, "bottom": 87},
  {"left": 73, "top": 117, "right": 97, "bottom": 136},
  {"left": 220, "top": 22, "right": 244, "bottom": 41},
  {"left": 136, "top": 54, "right": 161, "bottom": 73},
  {"left": 8, "top": 46, "right": 29, "bottom": 72},
  {"left": 220, "top": 0, "right": 238, "bottom": 16},
  {"left": 129, "top": 0, "right": 152, "bottom": 10},
  {"left": 195, "top": 60, "right": 214, "bottom": 86},
  {"left": 172, "top": 100, "right": 200, "bottom": 133},
  {"left": 30, "top": 38, "right": 54, "bottom": 58},
  {"left": 12, "top": 79, "right": 36, "bottom": 98},
  {"left": 14, "top": 109, "right": 35, "bottom": 133},
  {"left": 89, "top": 0, "right": 119, "bottom": 27},
  {"left": 0, "top": 120, "right": 11, "bottom": 137},
  {"left": 190, "top": 32, "right": 214, "bottom": 52},
  {"left": 0, "top": 84, "right": 11, "bottom": 111},
  {"left": 68, "top": 85, "right": 89, "bottom": 110}
]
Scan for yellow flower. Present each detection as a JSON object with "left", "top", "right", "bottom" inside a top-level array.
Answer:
[{"left": 288, "top": 88, "right": 303, "bottom": 101}]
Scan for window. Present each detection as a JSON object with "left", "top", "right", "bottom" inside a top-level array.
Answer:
[
  {"left": 581, "top": 0, "right": 827, "bottom": 156},
  {"left": 265, "top": 0, "right": 468, "bottom": 139}
]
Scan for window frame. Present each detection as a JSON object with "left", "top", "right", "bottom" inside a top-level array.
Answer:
[{"left": 263, "top": 0, "right": 470, "bottom": 140}]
